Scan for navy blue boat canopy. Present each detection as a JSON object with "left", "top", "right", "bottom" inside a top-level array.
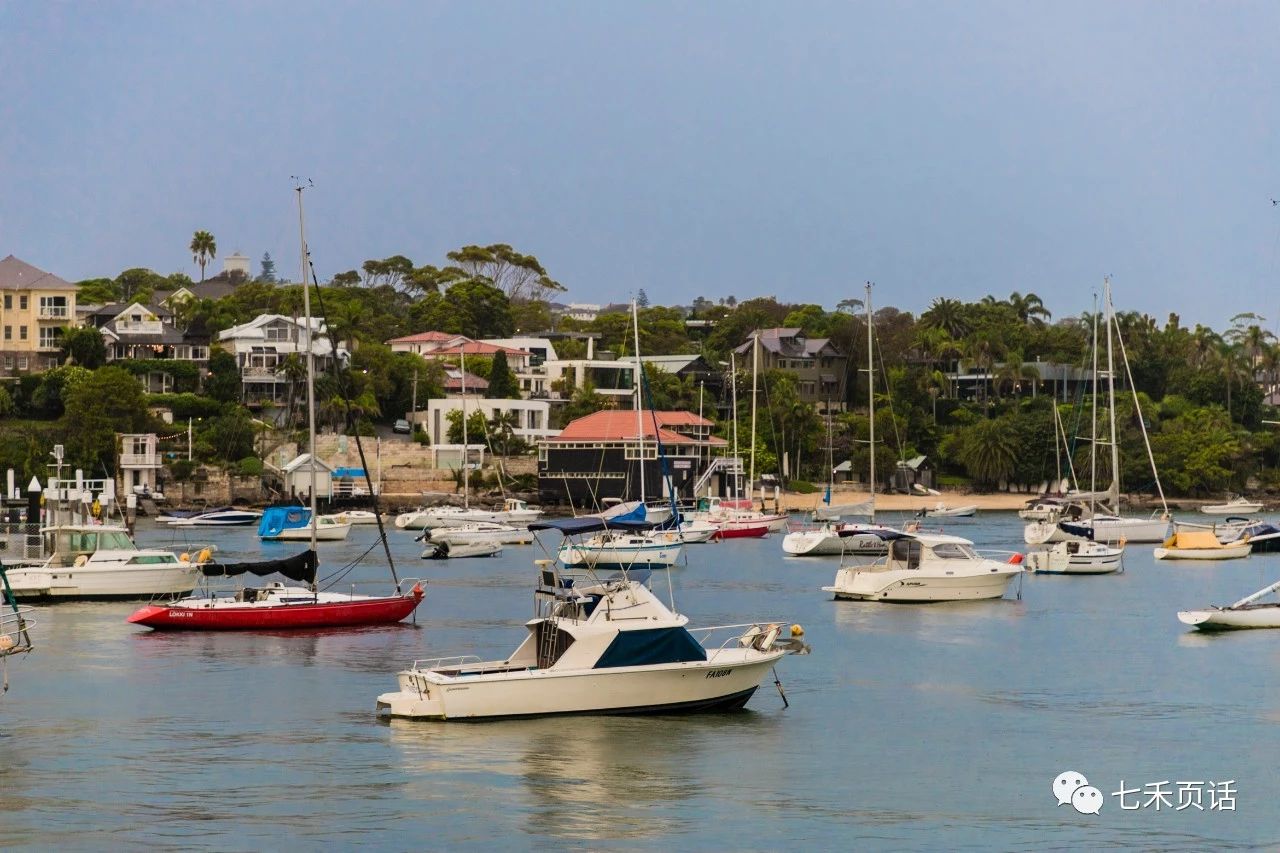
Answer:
[
  {"left": 594, "top": 626, "right": 707, "bottom": 668},
  {"left": 528, "top": 517, "right": 654, "bottom": 535},
  {"left": 839, "top": 527, "right": 912, "bottom": 541}
]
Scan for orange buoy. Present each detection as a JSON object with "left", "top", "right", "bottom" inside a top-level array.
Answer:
[{"left": 1007, "top": 552, "right": 1025, "bottom": 565}]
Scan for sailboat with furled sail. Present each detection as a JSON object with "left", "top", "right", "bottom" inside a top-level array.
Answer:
[{"left": 126, "top": 182, "right": 423, "bottom": 630}]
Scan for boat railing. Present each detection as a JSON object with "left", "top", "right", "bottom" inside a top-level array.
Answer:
[
  {"left": 688, "top": 621, "right": 791, "bottom": 661},
  {"left": 0, "top": 604, "right": 37, "bottom": 656},
  {"left": 409, "top": 654, "right": 483, "bottom": 672}
]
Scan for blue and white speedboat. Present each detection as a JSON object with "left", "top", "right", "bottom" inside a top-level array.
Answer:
[
  {"left": 541, "top": 515, "right": 682, "bottom": 570},
  {"left": 160, "top": 506, "right": 263, "bottom": 527}
]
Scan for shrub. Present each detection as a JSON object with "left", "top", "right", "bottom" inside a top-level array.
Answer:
[
  {"left": 235, "top": 456, "right": 264, "bottom": 477},
  {"left": 169, "top": 459, "right": 197, "bottom": 480}
]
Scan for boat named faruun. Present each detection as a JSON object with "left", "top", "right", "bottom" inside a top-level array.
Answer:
[
  {"left": 823, "top": 531, "right": 1024, "bottom": 602},
  {"left": 377, "top": 539, "right": 808, "bottom": 720}
]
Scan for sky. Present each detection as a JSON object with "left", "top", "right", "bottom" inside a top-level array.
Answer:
[{"left": 3, "top": 1, "right": 1279, "bottom": 328}]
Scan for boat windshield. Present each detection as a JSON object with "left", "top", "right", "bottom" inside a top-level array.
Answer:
[
  {"left": 931, "top": 542, "right": 978, "bottom": 560},
  {"left": 53, "top": 529, "right": 137, "bottom": 554}
]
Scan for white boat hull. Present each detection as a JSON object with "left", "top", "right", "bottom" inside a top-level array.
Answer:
[
  {"left": 377, "top": 648, "right": 783, "bottom": 720},
  {"left": 422, "top": 542, "right": 502, "bottom": 559},
  {"left": 1178, "top": 605, "right": 1280, "bottom": 630},
  {"left": 5, "top": 561, "right": 199, "bottom": 600},
  {"left": 432, "top": 526, "right": 534, "bottom": 546},
  {"left": 1025, "top": 516, "right": 1171, "bottom": 545},
  {"left": 1201, "top": 503, "right": 1263, "bottom": 515},
  {"left": 1154, "top": 543, "right": 1251, "bottom": 561},
  {"left": 824, "top": 564, "right": 1021, "bottom": 602},
  {"left": 1026, "top": 542, "right": 1123, "bottom": 575},
  {"left": 559, "top": 542, "right": 682, "bottom": 568},
  {"left": 923, "top": 505, "right": 977, "bottom": 518},
  {"left": 264, "top": 519, "right": 352, "bottom": 541}
]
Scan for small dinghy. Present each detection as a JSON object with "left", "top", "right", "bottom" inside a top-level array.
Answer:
[
  {"left": 1154, "top": 528, "right": 1251, "bottom": 561},
  {"left": 1179, "top": 579, "right": 1280, "bottom": 630},
  {"left": 421, "top": 540, "right": 502, "bottom": 560},
  {"left": 922, "top": 503, "right": 977, "bottom": 519}
]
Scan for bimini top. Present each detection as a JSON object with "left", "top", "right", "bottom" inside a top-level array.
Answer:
[{"left": 528, "top": 517, "right": 654, "bottom": 536}]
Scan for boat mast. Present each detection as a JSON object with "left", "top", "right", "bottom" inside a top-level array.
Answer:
[
  {"left": 748, "top": 330, "right": 759, "bottom": 503},
  {"left": 461, "top": 351, "right": 469, "bottom": 509},
  {"left": 295, "top": 183, "right": 319, "bottom": 566},
  {"left": 1107, "top": 284, "right": 1169, "bottom": 515},
  {"left": 1105, "top": 278, "right": 1121, "bottom": 513},
  {"left": 1089, "top": 294, "right": 1099, "bottom": 516},
  {"left": 730, "top": 352, "right": 739, "bottom": 499},
  {"left": 632, "top": 298, "right": 645, "bottom": 505},
  {"left": 866, "top": 282, "right": 875, "bottom": 522}
]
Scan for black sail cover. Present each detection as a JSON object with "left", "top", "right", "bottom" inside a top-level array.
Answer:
[{"left": 200, "top": 550, "right": 317, "bottom": 585}]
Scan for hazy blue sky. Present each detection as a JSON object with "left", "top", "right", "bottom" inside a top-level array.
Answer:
[{"left": 3, "top": 2, "right": 1278, "bottom": 326}]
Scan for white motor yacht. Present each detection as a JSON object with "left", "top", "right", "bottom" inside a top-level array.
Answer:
[
  {"left": 534, "top": 517, "right": 682, "bottom": 570},
  {"left": 259, "top": 507, "right": 352, "bottom": 542},
  {"left": 159, "top": 507, "right": 263, "bottom": 527},
  {"left": 1201, "top": 495, "right": 1265, "bottom": 515},
  {"left": 421, "top": 522, "right": 534, "bottom": 546},
  {"left": 376, "top": 558, "right": 808, "bottom": 720},
  {"left": 4, "top": 524, "right": 203, "bottom": 600},
  {"left": 394, "top": 498, "right": 542, "bottom": 530},
  {"left": 823, "top": 532, "right": 1024, "bottom": 602}
]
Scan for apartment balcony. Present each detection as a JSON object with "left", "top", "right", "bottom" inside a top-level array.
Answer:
[
  {"left": 38, "top": 306, "right": 70, "bottom": 320},
  {"left": 119, "top": 452, "right": 161, "bottom": 468},
  {"left": 242, "top": 365, "right": 287, "bottom": 380},
  {"left": 36, "top": 341, "right": 62, "bottom": 352}
]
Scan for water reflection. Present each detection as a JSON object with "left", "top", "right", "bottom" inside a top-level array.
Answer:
[{"left": 387, "top": 712, "right": 784, "bottom": 840}]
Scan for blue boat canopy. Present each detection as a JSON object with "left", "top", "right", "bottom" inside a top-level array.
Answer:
[
  {"left": 528, "top": 517, "right": 654, "bottom": 535},
  {"left": 332, "top": 467, "right": 366, "bottom": 479},
  {"left": 839, "top": 527, "right": 912, "bottom": 541}
]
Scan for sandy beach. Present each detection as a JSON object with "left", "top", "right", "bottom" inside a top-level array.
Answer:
[{"left": 778, "top": 490, "right": 1028, "bottom": 512}]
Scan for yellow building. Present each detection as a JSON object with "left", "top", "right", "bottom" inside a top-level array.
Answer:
[{"left": 0, "top": 255, "right": 77, "bottom": 377}]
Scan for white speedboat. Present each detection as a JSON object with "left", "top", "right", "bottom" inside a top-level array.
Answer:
[
  {"left": 4, "top": 524, "right": 202, "bottom": 600},
  {"left": 1025, "top": 540, "right": 1123, "bottom": 575},
  {"left": 922, "top": 503, "right": 977, "bottom": 519},
  {"left": 423, "top": 522, "right": 534, "bottom": 546},
  {"left": 376, "top": 557, "right": 808, "bottom": 720},
  {"left": 1202, "top": 496, "right": 1264, "bottom": 515},
  {"left": 159, "top": 507, "right": 263, "bottom": 527},
  {"left": 1179, "top": 579, "right": 1280, "bottom": 630},
  {"left": 421, "top": 540, "right": 502, "bottom": 559},
  {"left": 258, "top": 507, "right": 352, "bottom": 542},
  {"left": 646, "top": 519, "right": 719, "bottom": 545},
  {"left": 782, "top": 522, "right": 895, "bottom": 557},
  {"left": 823, "top": 531, "right": 1024, "bottom": 602},
  {"left": 1154, "top": 529, "right": 1251, "bottom": 561}
]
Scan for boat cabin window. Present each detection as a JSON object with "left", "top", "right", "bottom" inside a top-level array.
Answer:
[
  {"left": 129, "top": 555, "right": 178, "bottom": 565},
  {"left": 890, "top": 538, "right": 923, "bottom": 570},
  {"left": 931, "top": 543, "right": 977, "bottom": 560}
]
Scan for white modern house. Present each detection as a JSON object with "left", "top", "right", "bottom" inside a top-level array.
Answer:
[
  {"left": 482, "top": 336, "right": 558, "bottom": 398},
  {"left": 218, "top": 314, "right": 349, "bottom": 406},
  {"left": 424, "top": 398, "right": 557, "bottom": 444}
]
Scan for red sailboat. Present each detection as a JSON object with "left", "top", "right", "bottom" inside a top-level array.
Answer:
[
  {"left": 712, "top": 519, "right": 771, "bottom": 540},
  {"left": 127, "top": 183, "right": 423, "bottom": 632}
]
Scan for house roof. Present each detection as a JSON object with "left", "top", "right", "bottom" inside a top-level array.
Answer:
[
  {"left": 219, "top": 314, "right": 346, "bottom": 359},
  {"left": 442, "top": 369, "right": 489, "bottom": 391},
  {"left": 640, "top": 354, "right": 711, "bottom": 374},
  {"left": 0, "top": 255, "right": 77, "bottom": 292},
  {"left": 87, "top": 301, "right": 174, "bottom": 322},
  {"left": 733, "top": 328, "right": 843, "bottom": 358},
  {"left": 549, "top": 410, "right": 726, "bottom": 446},
  {"left": 386, "top": 331, "right": 530, "bottom": 358},
  {"left": 282, "top": 452, "right": 334, "bottom": 474}
]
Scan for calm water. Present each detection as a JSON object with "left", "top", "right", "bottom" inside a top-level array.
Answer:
[{"left": 1, "top": 513, "right": 1278, "bottom": 850}]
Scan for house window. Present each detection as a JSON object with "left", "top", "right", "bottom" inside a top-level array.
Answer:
[
  {"left": 17, "top": 357, "right": 28, "bottom": 370},
  {"left": 2, "top": 295, "right": 10, "bottom": 309},
  {"left": 624, "top": 444, "right": 659, "bottom": 460},
  {"left": 265, "top": 325, "right": 292, "bottom": 342},
  {"left": 2, "top": 356, "right": 12, "bottom": 370},
  {"left": 39, "top": 328, "right": 63, "bottom": 349},
  {"left": 19, "top": 295, "right": 28, "bottom": 310},
  {"left": 538, "top": 445, "right": 548, "bottom": 462},
  {"left": 38, "top": 297, "right": 68, "bottom": 318},
  {"left": 19, "top": 326, "right": 27, "bottom": 340},
  {"left": 2, "top": 326, "right": 8, "bottom": 340}
]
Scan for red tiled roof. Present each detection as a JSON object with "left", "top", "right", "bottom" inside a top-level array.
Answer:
[
  {"left": 387, "top": 330, "right": 459, "bottom": 344},
  {"left": 386, "top": 331, "right": 530, "bottom": 358},
  {"left": 550, "top": 410, "right": 725, "bottom": 446},
  {"left": 442, "top": 370, "right": 489, "bottom": 391}
]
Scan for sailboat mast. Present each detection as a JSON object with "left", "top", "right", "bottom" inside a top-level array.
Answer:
[
  {"left": 1105, "top": 278, "right": 1121, "bottom": 512},
  {"left": 866, "top": 282, "right": 875, "bottom": 522},
  {"left": 730, "top": 352, "right": 739, "bottom": 499},
  {"left": 1089, "top": 295, "right": 1099, "bottom": 515},
  {"left": 461, "top": 351, "right": 469, "bottom": 509},
  {"left": 632, "top": 299, "right": 645, "bottom": 504},
  {"left": 295, "top": 184, "right": 319, "bottom": 560},
  {"left": 748, "top": 331, "right": 759, "bottom": 500}
]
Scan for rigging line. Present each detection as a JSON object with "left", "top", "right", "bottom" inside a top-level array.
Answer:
[
  {"left": 308, "top": 257, "right": 401, "bottom": 586},
  {"left": 1108, "top": 291, "right": 1168, "bottom": 514},
  {"left": 873, "top": 326, "right": 908, "bottom": 465}
]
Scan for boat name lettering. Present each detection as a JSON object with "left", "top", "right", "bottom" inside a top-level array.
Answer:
[{"left": 705, "top": 668, "right": 731, "bottom": 679}]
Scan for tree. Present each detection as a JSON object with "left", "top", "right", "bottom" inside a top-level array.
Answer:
[
  {"left": 259, "top": 252, "right": 277, "bottom": 283},
  {"left": 446, "top": 243, "right": 565, "bottom": 301},
  {"left": 190, "top": 230, "right": 217, "bottom": 281},
  {"left": 361, "top": 255, "right": 414, "bottom": 289},
  {"left": 115, "top": 268, "right": 168, "bottom": 304},
  {"left": 205, "top": 349, "right": 241, "bottom": 403},
  {"left": 59, "top": 326, "right": 107, "bottom": 369},
  {"left": 409, "top": 279, "right": 514, "bottom": 338},
  {"left": 62, "top": 366, "right": 152, "bottom": 471},
  {"left": 76, "top": 277, "right": 119, "bottom": 305},
  {"left": 636, "top": 288, "right": 650, "bottom": 308},
  {"left": 920, "top": 297, "right": 971, "bottom": 339},
  {"left": 486, "top": 350, "right": 519, "bottom": 399},
  {"left": 0, "top": 385, "right": 13, "bottom": 417},
  {"left": 955, "top": 417, "right": 1020, "bottom": 487},
  {"left": 446, "top": 409, "right": 488, "bottom": 444}
]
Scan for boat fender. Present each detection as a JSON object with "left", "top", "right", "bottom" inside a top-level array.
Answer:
[
  {"left": 739, "top": 625, "right": 763, "bottom": 648},
  {"left": 196, "top": 548, "right": 212, "bottom": 564},
  {"left": 179, "top": 553, "right": 190, "bottom": 563},
  {"left": 790, "top": 623, "right": 804, "bottom": 637},
  {"left": 74, "top": 555, "right": 88, "bottom": 568},
  {"left": 756, "top": 623, "right": 782, "bottom": 651},
  {"left": 1007, "top": 553, "right": 1024, "bottom": 565},
  {"left": 411, "top": 582, "right": 425, "bottom": 598},
  {"left": 0, "top": 634, "right": 15, "bottom": 652}
]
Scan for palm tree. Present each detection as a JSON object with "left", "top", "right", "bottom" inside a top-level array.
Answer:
[
  {"left": 992, "top": 355, "right": 1041, "bottom": 400},
  {"left": 959, "top": 419, "right": 1020, "bottom": 488},
  {"left": 920, "top": 297, "right": 971, "bottom": 339},
  {"left": 190, "top": 230, "right": 217, "bottom": 281},
  {"left": 1008, "top": 291, "right": 1051, "bottom": 326}
]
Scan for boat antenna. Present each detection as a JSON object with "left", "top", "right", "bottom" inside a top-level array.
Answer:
[{"left": 295, "top": 180, "right": 320, "bottom": 586}]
